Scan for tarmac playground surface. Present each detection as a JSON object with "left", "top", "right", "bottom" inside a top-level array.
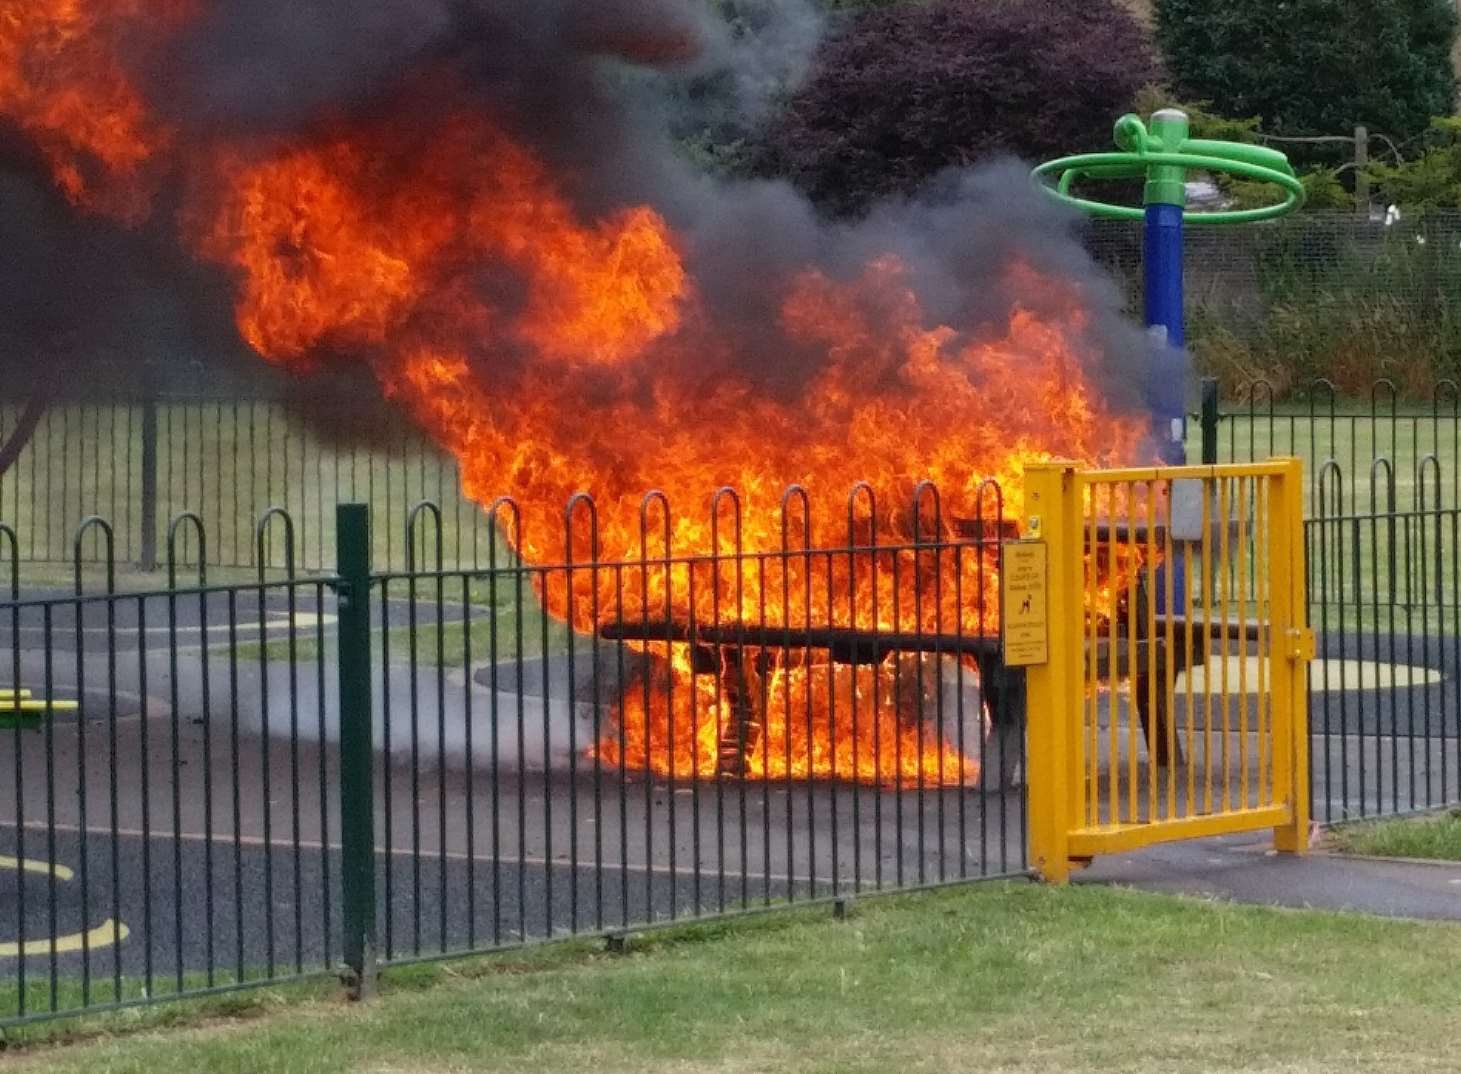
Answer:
[{"left": 1, "top": 583, "right": 1458, "bottom": 988}]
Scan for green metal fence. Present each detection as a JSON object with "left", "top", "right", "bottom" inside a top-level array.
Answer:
[
  {"left": 0, "top": 529, "right": 339, "bottom": 1022},
  {"left": 1, "top": 492, "right": 1026, "bottom": 1027}
]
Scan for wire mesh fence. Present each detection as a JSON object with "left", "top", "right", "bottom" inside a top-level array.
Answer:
[
  {"left": 1090, "top": 211, "right": 1461, "bottom": 398},
  {"left": 1089, "top": 210, "right": 1461, "bottom": 327}
]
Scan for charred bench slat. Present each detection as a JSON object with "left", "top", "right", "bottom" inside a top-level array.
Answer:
[
  {"left": 599, "top": 616, "right": 1260, "bottom": 664},
  {"left": 599, "top": 620, "right": 1000, "bottom": 664},
  {"left": 598, "top": 615, "right": 1264, "bottom": 778}
]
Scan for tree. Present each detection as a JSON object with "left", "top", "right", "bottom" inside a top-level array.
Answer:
[
  {"left": 1368, "top": 117, "right": 1461, "bottom": 207},
  {"left": 1127, "top": 90, "right": 1357, "bottom": 212},
  {"left": 1156, "top": 0, "right": 1456, "bottom": 143},
  {"left": 758, "top": 0, "right": 1160, "bottom": 216}
]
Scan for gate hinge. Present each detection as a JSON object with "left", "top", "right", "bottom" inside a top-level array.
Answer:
[{"left": 1284, "top": 627, "right": 1316, "bottom": 662}]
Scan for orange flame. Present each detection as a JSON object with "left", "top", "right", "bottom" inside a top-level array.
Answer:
[
  {"left": 0, "top": 5, "right": 1152, "bottom": 787},
  {"left": 0, "top": 0, "right": 192, "bottom": 220}
]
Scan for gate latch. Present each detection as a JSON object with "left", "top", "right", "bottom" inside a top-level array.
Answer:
[{"left": 1284, "top": 627, "right": 1316, "bottom": 662}]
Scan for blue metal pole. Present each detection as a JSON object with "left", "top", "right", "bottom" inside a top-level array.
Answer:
[
  {"left": 1144, "top": 201, "right": 1187, "bottom": 464},
  {"left": 1144, "top": 200, "right": 1185, "bottom": 348},
  {"left": 1142, "top": 110, "right": 1191, "bottom": 616}
]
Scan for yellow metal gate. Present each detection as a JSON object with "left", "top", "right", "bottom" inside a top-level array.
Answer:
[{"left": 1021, "top": 460, "right": 1312, "bottom": 882}]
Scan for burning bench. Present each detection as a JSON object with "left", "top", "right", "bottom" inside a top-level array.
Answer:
[
  {"left": 598, "top": 619, "right": 999, "bottom": 781},
  {"left": 596, "top": 607, "right": 1255, "bottom": 787},
  {"left": 591, "top": 478, "right": 1255, "bottom": 788}
]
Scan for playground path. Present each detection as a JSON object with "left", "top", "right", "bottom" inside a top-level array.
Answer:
[{"left": 1080, "top": 832, "right": 1461, "bottom": 921}]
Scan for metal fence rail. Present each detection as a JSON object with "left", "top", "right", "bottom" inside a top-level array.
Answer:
[
  {"left": 358, "top": 491, "right": 1027, "bottom": 972},
  {"left": 12, "top": 370, "right": 1459, "bottom": 567},
  {"left": 1205, "top": 378, "right": 1461, "bottom": 515}
]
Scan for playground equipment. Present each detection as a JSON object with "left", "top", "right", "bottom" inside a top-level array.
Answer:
[
  {"left": 1033, "top": 109, "right": 1305, "bottom": 464},
  {"left": 0, "top": 688, "right": 78, "bottom": 731}
]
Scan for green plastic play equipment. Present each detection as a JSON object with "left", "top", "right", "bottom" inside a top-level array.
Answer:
[
  {"left": 1032, "top": 110, "right": 1306, "bottom": 225},
  {"left": 1031, "top": 107, "right": 1306, "bottom": 457}
]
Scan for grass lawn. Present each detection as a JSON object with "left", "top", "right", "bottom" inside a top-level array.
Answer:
[
  {"left": 1329, "top": 808, "right": 1461, "bottom": 862},
  {"left": 1199, "top": 407, "right": 1461, "bottom": 517},
  {"left": 1, "top": 400, "right": 494, "bottom": 575},
  {"left": 7, "top": 883, "right": 1461, "bottom": 1073},
  {"left": 372, "top": 606, "right": 573, "bottom": 667}
]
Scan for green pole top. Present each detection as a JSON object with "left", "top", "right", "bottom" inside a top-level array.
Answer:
[
  {"left": 1143, "top": 109, "right": 1190, "bottom": 207},
  {"left": 1032, "top": 109, "right": 1306, "bottom": 224}
]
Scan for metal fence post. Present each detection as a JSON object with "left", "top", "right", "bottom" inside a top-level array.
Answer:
[
  {"left": 1269, "top": 459, "right": 1314, "bottom": 853},
  {"left": 1353, "top": 126, "right": 1369, "bottom": 214},
  {"left": 1200, "top": 377, "right": 1220, "bottom": 466},
  {"left": 336, "top": 503, "right": 378, "bottom": 996},
  {"left": 139, "top": 391, "right": 159, "bottom": 571},
  {"left": 1021, "top": 461, "right": 1082, "bottom": 883}
]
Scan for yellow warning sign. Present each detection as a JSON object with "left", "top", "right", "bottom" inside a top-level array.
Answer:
[{"left": 1000, "top": 541, "right": 1048, "bottom": 667}]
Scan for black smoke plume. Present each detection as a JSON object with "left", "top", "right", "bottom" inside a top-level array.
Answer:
[{"left": 0, "top": 0, "right": 1156, "bottom": 439}]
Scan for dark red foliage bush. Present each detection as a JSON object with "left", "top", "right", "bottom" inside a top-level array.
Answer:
[{"left": 760, "top": 0, "right": 1160, "bottom": 216}]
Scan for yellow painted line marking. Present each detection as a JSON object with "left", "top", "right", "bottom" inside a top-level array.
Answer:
[
  {"left": 0, "top": 855, "right": 130, "bottom": 958},
  {"left": 0, "top": 919, "right": 129, "bottom": 958},
  {"left": 0, "top": 854, "right": 73, "bottom": 881},
  {"left": 0, "top": 689, "right": 34, "bottom": 699}
]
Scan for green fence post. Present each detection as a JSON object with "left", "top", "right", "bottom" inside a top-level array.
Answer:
[
  {"left": 1200, "top": 377, "right": 1220, "bottom": 465},
  {"left": 336, "top": 503, "right": 377, "bottom": 997},
  {"left": 138, "top": 389, "right": 159, "bottom": 571}
]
